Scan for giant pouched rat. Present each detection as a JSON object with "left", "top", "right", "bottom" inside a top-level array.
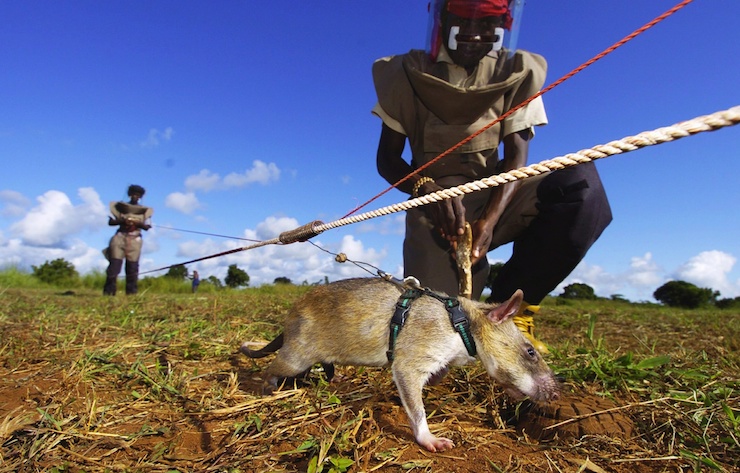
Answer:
[{"left": 240, "top": 277, "right": 559, "bottom": 452}]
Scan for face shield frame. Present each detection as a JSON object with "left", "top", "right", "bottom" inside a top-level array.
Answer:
[{"left": 426, "top": 0, "right": 524, "bottom": 62}]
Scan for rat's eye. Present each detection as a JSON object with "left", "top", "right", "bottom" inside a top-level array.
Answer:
[{"left": 526, "top": 347, "right": 537, "bottom": 359}]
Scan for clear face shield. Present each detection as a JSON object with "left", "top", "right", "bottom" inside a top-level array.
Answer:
[{"left": 426, "top": 0, "right": 524, "bottom": 65}]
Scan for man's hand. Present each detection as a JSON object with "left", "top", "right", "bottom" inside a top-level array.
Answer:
[
  {"left": 470, "top": 218, "right": 495, "bottom": 265},
  {"left": 419, "top": 180, "right": 466, "bottom": 242}
]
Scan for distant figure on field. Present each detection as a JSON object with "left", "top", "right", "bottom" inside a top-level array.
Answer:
[
  {"left": 191, "top": 270, "right": 200, "bottom": 293},
  {"left": 103, "top": 184, "right": 153, "bottom": 295}
]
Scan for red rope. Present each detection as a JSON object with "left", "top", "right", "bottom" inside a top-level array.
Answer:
[{"left": 341, "top": 0, "right": 694, "bottom": 219}]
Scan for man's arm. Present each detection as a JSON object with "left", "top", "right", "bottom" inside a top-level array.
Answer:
[
  {"left": 376, "top": 124, "right": 416, "bottom": 195},
  {"left": 376, "top": 124, "right": 466, "bottom": 241},
  {"left": 471, "top": 129, "right": 530, "bottom": 263}
]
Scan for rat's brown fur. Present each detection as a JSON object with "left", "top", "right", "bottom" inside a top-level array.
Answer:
[{"left": 240, "top": 277, "right": 559, "bottom": 452}]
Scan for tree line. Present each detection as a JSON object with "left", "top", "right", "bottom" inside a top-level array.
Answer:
[
  {"left": 21, "top": 258, "right": 740, "bottom": 308},
  {"left": 29, "top": 258, "right": 251, "bottom": 290},
  {"left": 485, "top": 262, "right": 739, "bottom": 309}
]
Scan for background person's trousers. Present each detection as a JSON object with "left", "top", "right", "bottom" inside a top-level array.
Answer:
[{"left": 103, "top": 259, "right": 140, "bottom": 295}]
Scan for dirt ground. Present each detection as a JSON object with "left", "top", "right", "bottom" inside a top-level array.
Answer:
[{"left": 1, "top": 289, "right": 738, "bottom": 472}]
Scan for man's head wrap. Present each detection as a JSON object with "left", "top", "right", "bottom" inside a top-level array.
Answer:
[
  {"left": 446, "top": 0, "right": 512, "bottom": 29},
  {"left": 128, "top": 184, "right": 146, "bottom": 197}
]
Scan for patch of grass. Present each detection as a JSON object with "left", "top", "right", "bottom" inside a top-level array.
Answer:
[
  {"left": 0, "top": 266, "right": 45, "bottom": 289},
  {"left": 548, "top": 305, "right": 739, "bottom": 470},
  {"left": 1, "top": 283, "right": 738, "bottom": 472}
]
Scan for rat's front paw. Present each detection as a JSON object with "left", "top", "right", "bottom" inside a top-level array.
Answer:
[{"left": 417, "top": 433, "right": 454, "bottom": 452}]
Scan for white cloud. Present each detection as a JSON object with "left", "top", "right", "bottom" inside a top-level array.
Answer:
[
  {"left": 0, "top": 236, "right": 108, "bottom": 274},
  {"left": 141, "top": 127, "right": 174, "bottom": 148},
  {"left": 335, "top": 234, "right": 387, "bottom": 278},
  {"left": 255, "top": 216, "right": 301, "bottom": 240},
  {"left": 674, "top": 250, "right": 739, "bottom": 298},
  {"left": 165, "top": 192, "right": 202, "bottom": 214},
  {"left": 173, "top": 216, "right": 387, "bottom": 287},
  {"left": 185, "top": 170, "right": 221, "bottom": 192},
  {"left": 10, "top": 188, "right": 106, "bottom": 247},
  {"left": 555, "top": 261, "right": 621, "bottom": 298},
  {"left": 555, "top": 251, "right": 740, "bottom": 302},
  {"left": 223, "top": 160, "right": 280, "bottom": 187},
  {"left": 0, "top": 190, "right": 31, "bottom": 217},
  {"left": 555, "top": 253, "right": 663, "bottom": 301},
  {"left": 181, "top": 161, "right": 281, "bottom": 196},
  {"left": 626, "top": 252, "right": 663, "bottom": 288}
]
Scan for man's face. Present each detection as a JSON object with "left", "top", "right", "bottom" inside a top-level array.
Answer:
[{"left": 442, "top": 13, "right": 502, "bottom": 68}]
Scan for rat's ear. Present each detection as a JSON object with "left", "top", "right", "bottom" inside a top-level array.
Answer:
[{"left": 486, "top": 289, "right": 524, "bottom": 324}]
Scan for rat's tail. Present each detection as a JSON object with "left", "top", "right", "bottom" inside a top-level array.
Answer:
[{"left": 239, "top": 333, "right": 284, "bottom": 358}]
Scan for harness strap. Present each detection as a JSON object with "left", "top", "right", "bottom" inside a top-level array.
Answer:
[
  {"left": 386, "top": 286, "right": 477, "bottom": 362},
  {"left": 387, "top": 288, "right": 422, "bottom": 362},
  {"left": 445, "top": 298, "right": 477, "bottom": 356}
]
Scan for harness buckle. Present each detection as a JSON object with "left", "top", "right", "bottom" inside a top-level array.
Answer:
[{"left": 446, "top": 299, "right": 477, "bottom": 357}]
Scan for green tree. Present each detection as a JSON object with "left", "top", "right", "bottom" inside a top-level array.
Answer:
[
  {"left": 559, "top": 283, "right": 597, "bottom": 300},
  {"left": 274, "top": 277, "right": 292, "bottom": 285},
  {"left": 225, "top": 264, "right": 249, "bottom": 288},
  {"left": 716, "top": 297, "right": 740, "bottom": 310},
  {"left": 653, "top": 280, "right": 719, "bottom": 308},
  {"left": 32, "top": 258, "right": 79, "bottom": 285},
  {"left": 610, "top": 294, "right": 629, "bottom": 303},
  {"left": 165, "top": 264, "right": 188, "bottom": 280},
  {"left": 484, "top": 262, "right": 505, "bottom": 291},
  {"left": 205, "top": 275, "right": 223, "bottom": 288}
]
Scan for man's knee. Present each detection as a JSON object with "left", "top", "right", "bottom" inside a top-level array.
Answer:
[
  {"left": 106, "top": 259, "right": 123, "bottom": 277},
  {"left": 537, "top": 164, "right": 612, "bottom": 238}
]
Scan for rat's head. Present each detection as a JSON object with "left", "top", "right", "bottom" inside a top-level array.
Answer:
[{"left": 470, "top": 290, "right": 560, "bottom": 402}]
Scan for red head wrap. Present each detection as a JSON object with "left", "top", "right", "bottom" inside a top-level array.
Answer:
[{"left": 446, "top": 0, "right": 512, "bottom": 29}]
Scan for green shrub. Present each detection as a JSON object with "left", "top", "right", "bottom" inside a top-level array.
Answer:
[
  {"left": 654, "top": 280, "right": 718, "bottom": 308},
  {"left": 31, "top": 259, "right": 79, "bottom": 286},
  {"left": 0, "top": 266, "right": 41, "bottom": 288},
  {"left": 559, "top": 282, "right": 597, "bottom": 300}
]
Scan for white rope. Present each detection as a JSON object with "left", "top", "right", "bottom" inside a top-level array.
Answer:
[
  {"left": 312, "top": 105, "right": 740, "bottom": 234},
  {"left": 150, "top": 105, "right": 737, "bottom": 273}
]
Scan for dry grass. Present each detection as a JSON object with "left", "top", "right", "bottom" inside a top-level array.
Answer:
[{"left": 0, "top": 286, "right": 738, "bottom": 472}]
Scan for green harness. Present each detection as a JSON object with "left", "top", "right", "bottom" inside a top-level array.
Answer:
[{"left": 386, "top": 287, "right": 477, "bottom": 362}]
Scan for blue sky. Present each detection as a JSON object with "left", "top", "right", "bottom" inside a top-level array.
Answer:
[{"left": 1, "top": 1, "right": 738, "bottom": 301}]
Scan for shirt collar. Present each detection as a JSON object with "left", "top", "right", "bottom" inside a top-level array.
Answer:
[{"left": 435, "top": 45, "right": 456, "bottom": 64}]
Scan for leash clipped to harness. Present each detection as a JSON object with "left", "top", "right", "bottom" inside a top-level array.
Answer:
[{"left": 386, "top": 284, "right": 477, "bottom": 362}]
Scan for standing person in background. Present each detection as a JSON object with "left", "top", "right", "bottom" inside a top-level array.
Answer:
[
  {"left": 372, "top": 0, "right": 611, "bottom": 353},
  {"left": 103, "top": 184, "right": 153, "bottom": 296},
  {"left": 191, "top": 270, "right": 200, "bottom": 293}
]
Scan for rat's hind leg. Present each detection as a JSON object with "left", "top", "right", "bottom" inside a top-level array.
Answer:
[{"left": 263, "top": 352, "right": 318, "bottom": 389}]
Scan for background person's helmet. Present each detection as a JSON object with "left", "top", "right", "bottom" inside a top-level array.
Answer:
[{"left": 426, "top": 0, "right": 524, "bottom": 62}]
